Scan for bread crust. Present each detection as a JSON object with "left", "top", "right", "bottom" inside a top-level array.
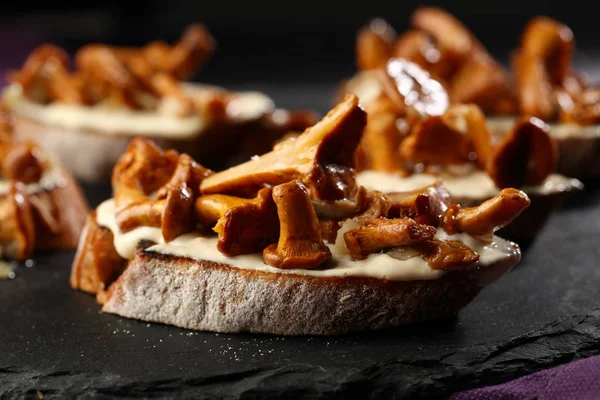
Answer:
[
  {"left": 70, "top": 212, "right": 127, "bottom": 294},
  {"left": 71, "top": 218, "right": 519, "bottom": 335}
]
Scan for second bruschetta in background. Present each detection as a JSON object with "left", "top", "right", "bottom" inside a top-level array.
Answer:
[
  {"left": 351, "top": 8, "right": 600, "bottom": 180},
  {"left": 341, "top": 58, "right": 582, "bottom": 241},
  {"left": 2, "top": 24, "right": 318, "bottom": 182}
]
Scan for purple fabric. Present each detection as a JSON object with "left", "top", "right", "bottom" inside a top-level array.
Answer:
[{"left": 452, "top": 355, "right": 600, "bottom": 400}]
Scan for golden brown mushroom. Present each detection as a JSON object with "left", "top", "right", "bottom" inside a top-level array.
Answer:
[
  {"left": 387, "top": 181, "right": 452, "bottom": 226},
  {"left": 399, "top": 115, "right": 473, "bottom": 166},
  {"left": 487, "top": 117, "right": 557, "bottom": 188},
  {"left": 0, "top": 183, "right": 35, "bottom": 260},
  {"left": 356, "top": 18, "right": 396, "bottom": 71},
  {"left": 112, "top": 138, "right": 211, "bottom": 241},
  {"left": 10, "top": 44, "right": 84, "bottom": 105},
  {"left": 195, "top": 188, "right": 279, "bottom": 256},
  {"left": 344, "top": 217, "right": 436, "bottom": 261},
  {"left": 415, "top": 239, "right": 479, "bottom": 270},
  {"left": 264, "top": 181, "right": 331, "bottom": 269},
  {"left": 0, "top": 140, "right": 47, "bottom": 184},
  {"left": 200, "top": 95, "right": 366, "bottom": 200},
  {"left": 443, "top": 188, "right": 531, "bottom": 239},
  {"left": 410, "top": 7, "right": 483, "bottom": 70},
  {"left": 143, "top": 23, "right": 216, "bottom": 80}
]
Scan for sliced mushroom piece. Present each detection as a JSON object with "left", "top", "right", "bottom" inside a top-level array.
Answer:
[
  {"left": 392, "top": 30, "right": 446, "bottom": 78},
  {"left": 264, "top": 181, "right": 331, "bottom": 269},
  {"left": 415, "top": 239, "right": 479, "bottom": 270},
  {"left": 378, "top": 58, "right": 449, "bottom": 119},
  {"left": 442, "top": 104, "right": 493, "bottom": 167},
  {"left": 387, "top": 181, "right": 452, "bottom": 226},
  {"left": 511, "top": 50, "right": 556, "bottom": 120},
  {"left": 344, "top": 217, "right": 436, "bottom": 261},
  {"left": 561, "top": 87, "right": 600, "bottom": 125},
  {"left": 311, "top": 186, "right": 370, "bottom": 220},
  {"left": 0, "top": 183, "right": 35, "bottom": 260},
  {"left": 353, "top": 189, "right": 392, "bottom": 225},
  {"left": 520, "top": 16, "right": 574, "bottom": 84},
  {"left": 410, "top": 7, "right": 484, "bottom": 64},
  {"left": 356, "top": 18, "right": 396, "bottom": 70},
  {"left": 195, "top": 188, "right": 279, "bottom": 256},
  {"left": 449, "top": 55, "right": 513, "bottom": 114},
  {"left": 112, "top": 137, "right": 180, "bottom": 208},
  {"left": 113, "top": 140, "right": 210, "bottom": 242},
  {"left": 487, "top": 117, "right": 557, "bottom": 188},
  {"left": 359, "top": 96, "right": 408, "bottom": 173},
  {"left": 200, "top": 95, "right": 366, "bottom": 201},
  {"left": 399, "top": 115, "right": 473, "bottom": 166},
  {"left": 144, "top": 23, "right": 216, "bottom": 80},
  {"left": 30, "top": 192, "right": 61, "bottom": 234},
  {"left": 1, "top": 141, "right": 47, "bottom": 184},
  {"left": 10, "top": 44, "right": 84, "bottom": 104},
  {"left": 443, "top": 188, "right": 531, "bottom": 238}
]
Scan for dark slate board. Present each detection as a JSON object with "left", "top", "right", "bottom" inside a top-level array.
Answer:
[{"left": 1, "top": 85, "right": 600, "bottom": 399}]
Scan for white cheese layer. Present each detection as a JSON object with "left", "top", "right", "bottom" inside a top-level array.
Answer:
[
  {"left": 96, "top": 199, "right": 517, "bottom": 282},
  {"left": 2, "top": 83, "right": 274, "bottom": 139}
]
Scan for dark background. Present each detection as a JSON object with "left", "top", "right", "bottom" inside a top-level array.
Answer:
[{"left": 0, "top": 1, "right": 598, "bottom": 86}]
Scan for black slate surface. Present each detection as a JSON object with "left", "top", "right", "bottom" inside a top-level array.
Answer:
[{"left": 2, "top": 85, "right": 600, "bottom": 399}]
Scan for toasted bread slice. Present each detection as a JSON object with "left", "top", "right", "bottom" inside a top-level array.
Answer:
[
  {"left": 3, "top": 84, "right": 311, "bottom": 182},
  {"left": 356, "top": 170, "right": 582, "bottom": 242},
  {"left": 71, "top": 215, "right": 520, "bottom": 336}
]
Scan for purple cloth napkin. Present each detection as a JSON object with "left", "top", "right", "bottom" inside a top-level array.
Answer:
[{"left": 452, "top": 355, "right": 600, "bottom": 400}]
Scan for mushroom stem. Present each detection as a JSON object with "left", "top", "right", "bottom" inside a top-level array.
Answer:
[
  {"left": 443, "top": 188, "right": 531, "bottom": 237},
  {"left": 263, "top": 181, "right": 331, "bottom": 269}
]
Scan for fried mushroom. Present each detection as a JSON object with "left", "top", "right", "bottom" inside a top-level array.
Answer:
[
  {"left": 264, "top": 181, "right": 331, "bottom": 269},
  {"left": 200, "top": 95, "right": 366, "bottom": 201},
  {"left": 443, "top": 188, "right": 531, "bottom": 239},
  {"left": 195, "top": 188, "right": 279, "bottom": 256},
  {"left": 344, "top": 217, "right": 436, "bottom": 261}
]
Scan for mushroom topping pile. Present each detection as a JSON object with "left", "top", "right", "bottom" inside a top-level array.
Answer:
[
  {"left": 0, "top": 113, "right": 61, "bottom": 260},
  {"left": 9, "top": 24, "right": 218, "bottom": 116},
  {"left": 512, "top": 17, "right": 600, "bottom": 124},
  {"left": 111, "top": 96, "right": 530, "bottom": 271},
  {"left": 356, "top": 8, "right": 515, "bottom": 114},
  {"left": 354, "top": 10, "right": 599, "bottom": 125},
  {"left": 352, "top": 58, "right": 558, "bottom": 189}
]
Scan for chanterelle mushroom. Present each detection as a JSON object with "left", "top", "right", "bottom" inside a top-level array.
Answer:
[
  {"left": 387, "top": 181, "right": 452, "bottom": 226},
  {"left": 487, "top": 117, "right": 558, "bottom": 189},
  {"left": 0, "top": 183, "right": 35, "bottom": 260},
  {"left": 416, "top": 239, "right": 480, "bottom": 270},
  {"left": 344, "top": 218, "right": 436, "bottom": 261},
  {"left": 0, "top": 140, "right": 47, "bottom": 184},
  {"left": 263, "top": 180, "right": 331, "bottom": 269},
  {"left": 195, "top": 188, "right": 279, "bottom": 256},
  {"left": 443, "top": 188, "right": 531, "bottom": 239},
  {"left": 200, "top": 95, "right": 366, "bottom": 201},
  {"left": 112, "top": 138, "right": 212, "bottom": 241}
]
